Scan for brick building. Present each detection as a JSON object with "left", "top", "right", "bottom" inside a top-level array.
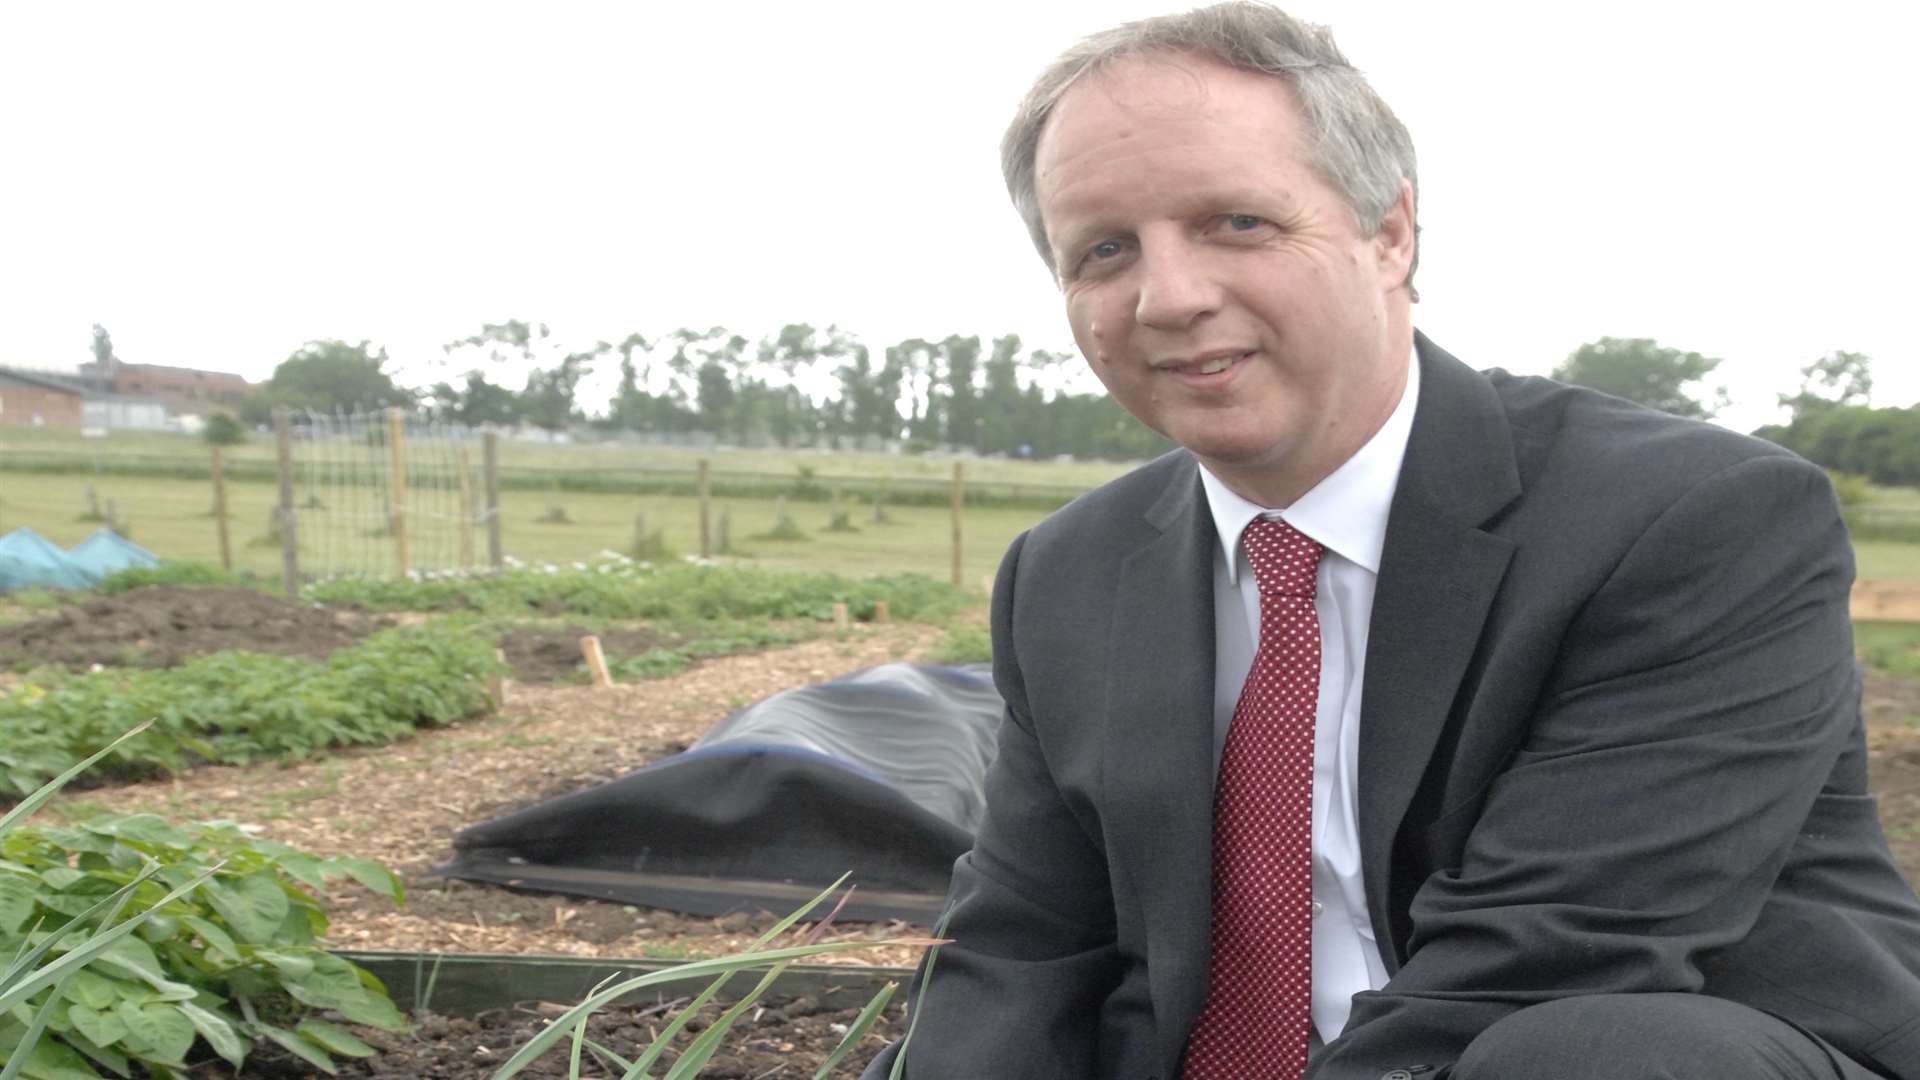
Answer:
[
  {"left": 77, "top": 359, "right": 255, "bottom": 418},
  {"left": 0, "top": 368, "right": 85, "bottom": 428}
]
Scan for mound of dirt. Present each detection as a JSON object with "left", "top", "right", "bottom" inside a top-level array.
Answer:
[{"left": 0, "top": 586, "right": 377, "bottom": 671}]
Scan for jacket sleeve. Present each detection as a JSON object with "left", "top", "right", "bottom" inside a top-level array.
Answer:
[
  {"left": 863, "top": 530, "right": 1124, "bottom": 1079},
  {"left": 1311, "top": 454, "right": 1861, "bottom": 1078}
]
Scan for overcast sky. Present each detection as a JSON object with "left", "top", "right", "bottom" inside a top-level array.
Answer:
[{"left": 2, "top": 0, "right": 1913, "bottom": 432}]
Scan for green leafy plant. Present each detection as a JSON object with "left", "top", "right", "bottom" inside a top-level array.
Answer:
[
  {"left": 0, "top": 624, "right": 501, "bottom": 796},
  {"left": 305, "top": 560, "right": 971, "bottom": 625},
  {"left": 1, "top": 813, "right": 405, "bottom": 1077},
  {"left": 596, "top": 623, "right": 809, "bottom": 684},
  {"left": 0, "top": 725, "right": 220, "bottom": 1079},
  {"left": 96, "top": 563, "right": 261, "bottom": 595}
]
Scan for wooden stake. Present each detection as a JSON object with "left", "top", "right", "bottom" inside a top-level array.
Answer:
[
  {"left": 210, "top": 446, "right": 233, "bottom": 571},
  {"left": 950, "top": 460, "right": 965, "bottom": 587},
  {"left": 832, "top": 602, "right": 850, "bottom": 629},
  {"left": 456, "top": 444, "right": 475, "bottom": 570},
  {"left": 697, "top": 458, "right": 712, "bottom": 558},
  {"left": 580, "top": 635, "right": 613, "bottom": 689},
  {"left": 488, "top": 647, "right": 509, "bottom": 707},
  {"left": 386, "top": 406, "right": 409, "bottom": 579},
  {"left": 483, "top": 431, "right": 503, "bottom": 569},
  {"left": 273, "top": 408, "right": 299, "bottom": 598},
  {"left": 872, "top": 599, "right": 890, "bottom": 624}
]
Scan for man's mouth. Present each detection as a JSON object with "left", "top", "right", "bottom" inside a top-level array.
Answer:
[{"left": 1163, "top": 351, "right": 1253, "bottom": 377}]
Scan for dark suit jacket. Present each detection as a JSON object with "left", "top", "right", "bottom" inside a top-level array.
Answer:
[{"left": 865, "top": 336, "right": 1920, "bottom": 1080}]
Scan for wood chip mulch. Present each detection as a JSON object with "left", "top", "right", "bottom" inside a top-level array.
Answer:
[{"left": 57, "top": 622, "right": 953, "bottom": 968}]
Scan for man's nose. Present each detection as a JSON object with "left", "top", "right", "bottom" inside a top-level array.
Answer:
[{"left": 1134, "top": 241, "right": 1221, "bottom": 329}]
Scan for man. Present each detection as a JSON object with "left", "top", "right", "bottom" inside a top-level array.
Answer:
[{"left": 864, "top": 3, "right": 1920, "bottom": 1078}]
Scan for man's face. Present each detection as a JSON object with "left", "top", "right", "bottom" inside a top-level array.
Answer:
[{"left": 1034, "top": 53, "right": 1414, "bottom": 507}]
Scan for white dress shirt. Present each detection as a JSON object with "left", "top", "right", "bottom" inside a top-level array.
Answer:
[{"left": 1198, "top": 346, "right": 1419, "bottom": 1044}]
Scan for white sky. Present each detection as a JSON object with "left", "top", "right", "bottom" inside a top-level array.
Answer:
[{"left": 2, "top": 0, "right": 1914, "bottom": 432}]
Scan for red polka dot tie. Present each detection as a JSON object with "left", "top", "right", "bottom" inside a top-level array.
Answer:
[{"left": 1183, "top": 516, "right": 1323, "bottom": 1080}]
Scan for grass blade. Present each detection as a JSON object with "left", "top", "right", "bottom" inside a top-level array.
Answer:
[
  {"left": 622, "top": 874, "right": 856, "bottom": 1080},
  {"left": 487, "top": 938, "right": 937, "bottom": 1079},
  {"left": 811, "top": 982, "right": 897, "bottom": 1080},
  {"left": 888, "top": 909, "right": 953, "bottom": 1080},
  {"left": 661, "top": 960, "right": 795, "bottom": 1080},
  {"left": 584, "top": 1037, "right": 636, "bottom": 1076}
]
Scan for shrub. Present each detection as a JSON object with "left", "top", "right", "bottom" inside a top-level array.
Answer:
[
  {"left": 202, "top": 412, "right": 246, "bottom": 447},
  {"left": 0, "top": 812, "right": 403, "bottom": 1077}
]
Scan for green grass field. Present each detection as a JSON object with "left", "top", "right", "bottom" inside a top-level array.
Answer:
[
  {"left": 0, "top": 470, "right": 1051, "bottom": 587},
  {"left": 0, "top": 426, "right": 1137, "bottom": 490},
  {"left": 9, "top": 429, "right": 1920, "bottom": 585}
]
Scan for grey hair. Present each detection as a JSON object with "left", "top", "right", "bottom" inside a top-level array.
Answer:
[{"left": 1001, "top": 1, "right": 1420, "bottom": 297}]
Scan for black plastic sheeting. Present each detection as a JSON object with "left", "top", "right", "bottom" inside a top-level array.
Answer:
[{"left": 438, "top": 663, "right": 1002, "bottom": 922}]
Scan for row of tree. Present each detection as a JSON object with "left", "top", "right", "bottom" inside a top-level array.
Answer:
[
  {"left": 240, "top": 321, "right": 1174, "bottom": 460},
  {"left": 227, "top": 323, "right": 1897, "bottom": 474}
]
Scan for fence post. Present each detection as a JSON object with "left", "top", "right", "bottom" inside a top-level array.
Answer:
[
  {"left": 483, "top": 431, "right": 503, "bottom": 569},
  {"left": 273, "top": 408, "right": 299, "bottom": 598},
  {"left": 386, "top": 407, "right": 409, "bottom": 579},
  {"left": 210, "top": 446, "right": 233, "bottom": 572},
  {"left": 698, "top": 458, "right": 712, "bottom": 559},
  {"left": 951, "top": 460, "right": 965, "bottom": 588},
  {"left": 456, "top": 444, "right": 476, "bottom": 570}
]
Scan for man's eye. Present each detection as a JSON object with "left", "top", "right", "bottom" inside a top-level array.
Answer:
[
  {"left": 1087, "top": 239, "right": 1125, "bottom": 262},
  {"left": 1225, "top": 214, "right": 1266, "bottom": 231}
]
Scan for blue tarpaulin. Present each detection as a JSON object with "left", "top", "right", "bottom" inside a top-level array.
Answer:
[
  {"left": 0, "top": 527, "right": 155, "bottom": 592},
  {"left": 65, "top": 528, "right": 159, "bottom": 580}
]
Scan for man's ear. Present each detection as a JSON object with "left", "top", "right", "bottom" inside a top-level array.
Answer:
[{"left": 1374, "top": 179, "right": 1417, "bottom": 293}]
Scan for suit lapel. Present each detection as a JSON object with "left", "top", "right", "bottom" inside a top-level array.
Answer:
[
  {"left": 1358, "top": 335, "right": 1521, "bottom": 964},
  {"left": 1100, "top": 464, "right": 1219, "bottom": 1074}
]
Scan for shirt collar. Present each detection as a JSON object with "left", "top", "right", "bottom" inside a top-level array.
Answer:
[{"left": 1200, "top": 343, "right": 1419, "bottom": 583}]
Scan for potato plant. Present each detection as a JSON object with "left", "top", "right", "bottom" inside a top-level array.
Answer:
[{"left": 0, "top": 812, "right": 404, "bottom": 1078}]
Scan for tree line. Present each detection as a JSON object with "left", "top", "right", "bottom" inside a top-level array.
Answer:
[
  {"left": 237, "top": 321, "right": 1173, "bottom": 462},
  {"left": 225, "top": 323, "right": 1906, "bottom": 480}
]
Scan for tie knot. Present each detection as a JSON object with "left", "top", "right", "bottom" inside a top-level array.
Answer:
[{"left": 1242, "top": 517, "right": 1322, "bottom": 599}]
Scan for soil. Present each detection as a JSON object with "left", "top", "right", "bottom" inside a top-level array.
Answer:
[
  {"left": 226, "top": 995, "right": 904, "bottom": 1078},
  {"left": 0, "top": 586, "right": 377, "bottom": 671},
  {"left": 0, "top": 590, "right": 790, "bottom": 686},
  {"left": 497, "top": 623, "right": 683, "bottom": 684}
]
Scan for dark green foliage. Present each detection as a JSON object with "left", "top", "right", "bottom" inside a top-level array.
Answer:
[
  {"left": 0, "top": 624, "right": 500, "bottom": 797},
  {"left": 1756, "top": 403, "right": 1920, "bottom": 488},
  {"left": 0, "top": 813, "right": 404, "bottom": 1076},
  {"left": 1551, "top": 337, "right": 1727, "bottom": 419},
  {"left": 304, "top": 562, "right": 971, "bottom": 625},
  {"left": 265, "top": 340, "right": 411, "bottom": 415}
]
